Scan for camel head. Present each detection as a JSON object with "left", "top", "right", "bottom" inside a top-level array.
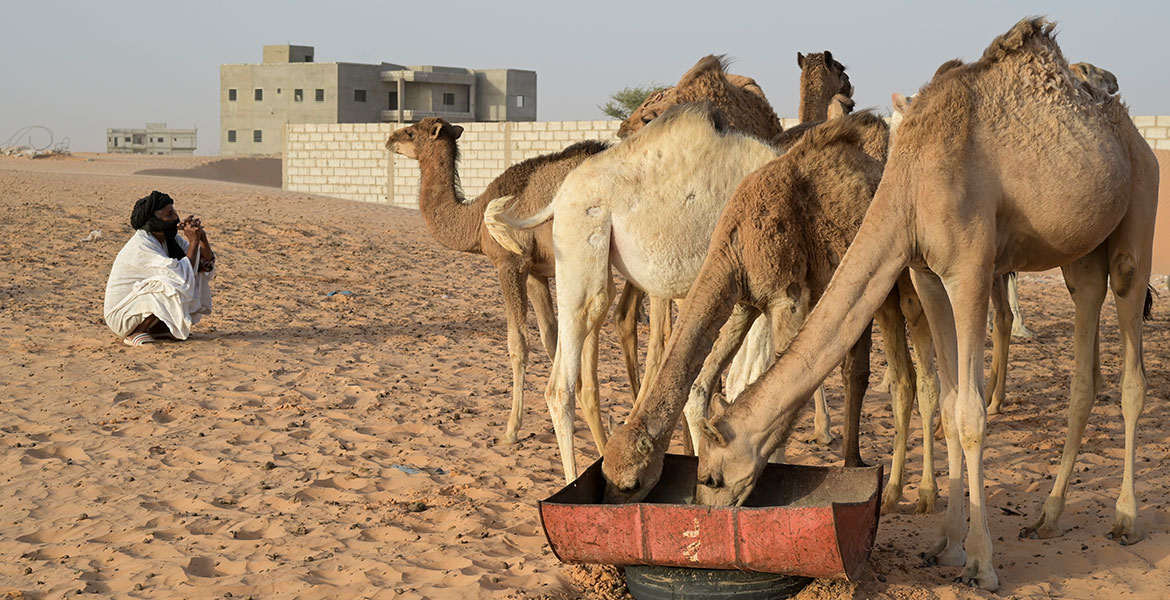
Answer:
[
  {"left": 798, "top": 51, "right": 853, "bottom": 107},
  {"left": 385, "top": 118, "right": 464, "bottom": 159},
  {"left": 618, "top": 86, "right": 675, "bottom": 139},
  {"left": 602, "top": 422, "right": 664, "bottom": 504},
  {"left": 694, "top": 411, "right": 768, "bottom": 507},
  {"left": 618, "top": 55, "right": 736, "bottom": 139},
  {"left": 1070, "top": 62, "right": 1119, "bottom": 95}
]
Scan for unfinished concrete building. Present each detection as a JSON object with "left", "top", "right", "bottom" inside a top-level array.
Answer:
[
  {"left": 107, "top": 123, "right": 196, "bottom": 155},
  {"left": 220, "top": 45, "right": 537, "bottom": 156}
]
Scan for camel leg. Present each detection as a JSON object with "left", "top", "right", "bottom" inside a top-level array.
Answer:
[
  {"left": 841, "top": 320, "right": 873, "bottom": 469},
  {"left": 940, "top": 265, "right": 998, "bottom": 590},
  {"left": 578, "top": 303, "right": 611, "bottom": 452},
  {"left": 548, "top": 226, "right": 613, "bottom": 482},
  {"left": 1107, "top": 239, "right": 1151, "bottom": 545},
  {"left": 876, "top": 290, "right": 916, "bottom": 514},
  {"left": 683, "top": 305, "right": 759, "bottom": 455},
  {"left": 1021, "top": 248, "right": 1107, "bottom": 540},
  {"left": 809, "top": 386, "right": 833, "bottom": 446},
  {"left": 614, "top": 283, "right": 643, "bottom": 401},
  {"left": 899, "top": 273, "right": 940, "bottom": 514},
  {"left": 986, "top": 274, "right": 1013, "bottom": 415},
  {"left": 911, "top": 270, "right": 968, "bottom": 569},
  {"left": 528, "top": 274, "right": 557, "bottom": 359},
  {"left": 499, "top": 265, "right": 531, "bottom": 444},
  {"left": 633, "top": 296, "right": 673, "bottom": 413},
  {"left": 1007, "top": 273, "right": 1035, "bottom": 339}
]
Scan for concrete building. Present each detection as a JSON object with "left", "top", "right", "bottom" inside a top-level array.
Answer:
[
  {"left": 220, "top": 45, "right": 537, "bottom": 156},
  {"left": 107, "top": 123, "right": 196, "bottom": 155}
]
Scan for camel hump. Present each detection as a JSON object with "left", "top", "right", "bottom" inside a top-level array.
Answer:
[
  {"left": 678, "top": 54, "right": 732, "bottom": 88},
  {"left": 980, "top": 17, "right": 1058, "bottom": 63},
  {"left": 802, "top": 110, "right": 884, "bottom": 148}
]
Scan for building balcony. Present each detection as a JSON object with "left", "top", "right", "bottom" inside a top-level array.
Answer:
[
  {"left": 381, "top": 109, "right": 474, "bottom": 123},
  {"left": 380, "top": 69, "right": 475, "bottom": 85}
]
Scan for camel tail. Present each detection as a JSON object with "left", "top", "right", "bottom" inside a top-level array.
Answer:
[
  {"left": 1145, "top": 285, "right": 1154, "bottom": 321},
  {"left": 484, "top": 195, "right": 553, "bottom": 255}
]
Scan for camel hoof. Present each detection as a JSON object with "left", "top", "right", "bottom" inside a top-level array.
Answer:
[
  {"left": 503, "top": 431, "right": 520, "bottom": 445},
  {"left": 1019, "top": 522, "right": 1063, "bottom": 540},
  {"left": 1107, "top": 527, "right": 1143, "bottom": 546},
  {"left": 844, "top": 458, "right": 869, "bottom": 469},
  {"left": 805, "top": 432, "right": 835, "bottom": 446},
  {"left": 987, "top": 404, "right": 1001, "bottom": 416},
  {"left": 914, "top": 496, "right": 936, "bottom": 514},
  {"left": 1012, "top": 327, "right": 1036, "bottom": 340},
  {"left": 880, "top": 492, "right": 900, "bottom": 515},
  {"left": 918, "top": 552, "right": 937, "bottom": 567}
]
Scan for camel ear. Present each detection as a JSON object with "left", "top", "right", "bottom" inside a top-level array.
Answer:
[
  {"left": 450, "top": 125, "right": 464, "bottom": 140},
  {"left": 430, "top": 122, "right": 445, "bottom": 140},
  {"left": 891, "top": 93, "right": 911, "bottom": 115},
  {"left": 700, "top": 418, "right": 727, "bottom": 447},
  {"left": 636, "top": 435, "right": 653, "bottom": 456},
  {"left": 796, "top": 52, "right": 805, "bottom": 68},
  {"left": 823, "top": 50, "right": 833, "bottom": 66}
]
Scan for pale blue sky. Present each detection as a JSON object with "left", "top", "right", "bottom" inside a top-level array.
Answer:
[{"left": 1, "top": 0, "right": 1165, "bottom": 155}]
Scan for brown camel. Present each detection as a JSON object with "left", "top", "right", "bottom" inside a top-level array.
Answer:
[
  {"left": 695, "top": 19, "right": 1158, "bottom": 590},
  {"left": 604, "top": 107, "right": 940, "bottom": 515},
  {"left": 385, "top": 119, "right": 615, "bottom": 448}
]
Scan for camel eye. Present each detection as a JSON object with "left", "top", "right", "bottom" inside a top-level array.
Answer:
[{"left": 406, "top": 131, "right": 414, "bottom": 139}]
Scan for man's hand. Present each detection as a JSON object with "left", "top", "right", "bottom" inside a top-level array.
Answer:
[{"left": 179, "top": 216, "right": 202, "bottom": 244}]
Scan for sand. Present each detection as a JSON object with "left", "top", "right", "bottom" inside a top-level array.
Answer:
[{"left": 0, "top": 153, "right": 1167, "bottom": 599}]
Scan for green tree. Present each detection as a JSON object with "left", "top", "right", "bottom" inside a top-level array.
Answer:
[{"left": 599, "top": 84, "right": 665, "bottom": 120}]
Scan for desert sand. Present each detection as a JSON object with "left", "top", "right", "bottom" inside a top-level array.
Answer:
[{"left": 0, "top": 153, "right": 1167, "bottom": 599}]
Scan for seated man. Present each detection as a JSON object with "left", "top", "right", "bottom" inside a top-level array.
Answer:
[{"left": 104, "top": 190, "right": 216, "bottom": 346}]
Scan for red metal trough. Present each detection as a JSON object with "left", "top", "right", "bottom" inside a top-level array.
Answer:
[{"left": 539, "top": 454, "right": 881, "bottom": 580}]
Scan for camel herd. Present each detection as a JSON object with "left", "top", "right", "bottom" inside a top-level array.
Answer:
[{"left": 386, "top": 17, "right": 1157, "bottom": 592}]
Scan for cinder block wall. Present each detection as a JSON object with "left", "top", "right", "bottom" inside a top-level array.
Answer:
[
  {"left": 1134, "top": 116, "right": 1170, "bottom": 150},
  {"left": 284, "top": 120, "right": 621, "bottom": 208},
  {"left": 285, "top": 116, "right": 1170, "bottom": 207}
]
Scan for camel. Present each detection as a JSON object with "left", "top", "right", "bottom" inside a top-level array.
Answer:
[
  {"left": 488, "top": 103, "right": 781, "bottom": 481},
  {"left": 694, "top": 19, "right": 1158, "bottom": 591},
  {"left": 603, "top": 106, "right": 941, "bottom": 515},
  {"left": 610, "top": 55, "right": 787, "bottom": 406},
  {"left": 385, "top": 119, "right": 615, "bottom": 449},
  {"left": 615, "top": 53, "right": 854, "bottom": 450}
]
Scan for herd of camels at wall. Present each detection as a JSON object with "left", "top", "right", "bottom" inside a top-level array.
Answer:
[{"left": 385, "top": 17, "right": 1159, "bottom": 592}]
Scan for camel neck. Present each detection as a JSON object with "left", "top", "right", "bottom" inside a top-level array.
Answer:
[{"left": 415, "top": 141, "right": 483, "bottom": 254}]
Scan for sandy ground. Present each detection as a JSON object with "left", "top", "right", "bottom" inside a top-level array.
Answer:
[{"left": 0, "top": 153, "right": 1168, "bottom": 600}]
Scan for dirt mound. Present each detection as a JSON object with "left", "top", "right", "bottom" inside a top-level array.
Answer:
[{"left": 136, "top": 157, "right": 281, "bottom": 188}]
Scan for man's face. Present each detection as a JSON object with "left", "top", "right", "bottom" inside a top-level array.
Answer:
[{"left": 154, "top": 204, "right": 179, "bottom": 223}]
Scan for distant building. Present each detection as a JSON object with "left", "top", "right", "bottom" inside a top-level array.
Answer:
[
  {"left": 220, "top": 45, "right": 537, "bottom": 156},
  {"left": 107, "top": 123, "right": 196, "bottom": 155}
]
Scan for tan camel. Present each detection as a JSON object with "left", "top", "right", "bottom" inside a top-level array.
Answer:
[
  {"left": 604, "top": 106, "right": 940, "bottom": 515},
  {"left": 695, "top": 19, "right": 1158, "bottom": 590},
  {"left": 385, "top": 119, "right": 614, "bottom": 448},
  {"left": 488, "top": 103, "right": 780, "bottom": 481}
]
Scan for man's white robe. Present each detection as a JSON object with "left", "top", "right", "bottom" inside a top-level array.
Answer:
[{"left": 104, "top": 230, "right": 213, "bottom": 339}]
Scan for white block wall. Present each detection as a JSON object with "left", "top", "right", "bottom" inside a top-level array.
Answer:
[
  {"left": 285, "top": 116, "right": 1169, "bottom": 207},
  {"left": 284, "top": 120, "right": 621, "bottom": 208}
]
